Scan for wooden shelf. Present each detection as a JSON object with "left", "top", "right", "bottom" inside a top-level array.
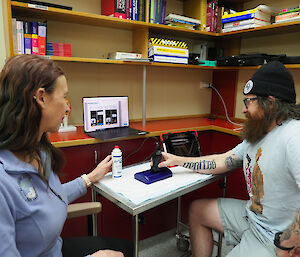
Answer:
[
  {"left": 42, "top": 57, "right": 300, "bottom": 70},
  {"left": 11, "top": 1, "right": 300, "bottom": 48},
  {"left": 47, "top": 56, "right": 218, "bottom": 69}
]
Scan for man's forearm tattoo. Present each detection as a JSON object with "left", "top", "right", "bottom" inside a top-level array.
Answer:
[
  {"left": 225, "top": 155, "right": 242, "bottom": 170},
  {"left": 183, "top": 160, "right": 216, "bottom": 171}
]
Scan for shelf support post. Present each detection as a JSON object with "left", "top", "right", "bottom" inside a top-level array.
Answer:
[{"left": 142, "top": 65, "right": 147, "bottom": 127}]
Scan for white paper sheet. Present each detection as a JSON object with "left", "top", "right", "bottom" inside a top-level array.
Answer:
[{"left": 99, "top": 162, "right": 212, "bottom": 205}]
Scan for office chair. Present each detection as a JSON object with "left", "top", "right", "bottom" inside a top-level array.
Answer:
[
  {"left": 67, "top": 188, "right": 101, "bottom": 236},
  {"left": 160, "top": 130, "right": 225, "bottom": 257}
]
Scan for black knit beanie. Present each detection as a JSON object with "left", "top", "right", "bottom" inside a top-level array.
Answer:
[{"left": 243, "top": 61, "right": 296, "bottom": 103}]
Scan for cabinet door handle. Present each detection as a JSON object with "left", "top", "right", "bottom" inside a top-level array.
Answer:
[{"left": 94, "top": 150, "right": 98, "bottom": 166}]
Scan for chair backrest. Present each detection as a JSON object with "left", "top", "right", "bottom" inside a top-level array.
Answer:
[
  {"left": 160, "top": 130, "right": 201, "bottom": 157},
  {"left": 66, "top": 189, "right": 101, "bottom": 237}
]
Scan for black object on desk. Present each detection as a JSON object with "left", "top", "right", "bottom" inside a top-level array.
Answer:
[{"left": 134, "top": 142, "right": 172, "bottom": 184}]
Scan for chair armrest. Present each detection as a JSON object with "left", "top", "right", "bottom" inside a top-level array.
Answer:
[{"left": 67, "top": 202, "right": 102, "bottom": 219}]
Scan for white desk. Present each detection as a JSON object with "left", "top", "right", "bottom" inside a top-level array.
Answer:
[{"left": 93, "top": 162, "right": 224, "bottom": 257}]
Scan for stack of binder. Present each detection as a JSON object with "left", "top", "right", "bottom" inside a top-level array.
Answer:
[
  {"left": 221, "top": 5, "right": 278, "bottom": 33},
  {"left": 148, "top": 38, "right": 189, "bottom": 64},
  {"left": 275, "top": 6, "right": 300, "bottom": 24},
  {"left": 164, "top": 13, "right": 201, "bottom": 30}
]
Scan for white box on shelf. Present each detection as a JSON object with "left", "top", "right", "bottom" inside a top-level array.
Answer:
[{"left": 108, "top": 52, "right": 142, "bottom": 60}]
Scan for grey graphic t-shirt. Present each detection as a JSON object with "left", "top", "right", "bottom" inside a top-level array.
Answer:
[{"left": 233, "top": 119, "right": 300, "bottom": 242}]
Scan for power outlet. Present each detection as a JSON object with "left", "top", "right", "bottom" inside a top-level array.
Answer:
[{"left": 199, "top": 82, "right": 211, "bottom": 89}]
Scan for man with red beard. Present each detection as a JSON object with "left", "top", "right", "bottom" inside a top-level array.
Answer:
[{"left": 158, "top": 61, "right": 300, "bottom": 257}]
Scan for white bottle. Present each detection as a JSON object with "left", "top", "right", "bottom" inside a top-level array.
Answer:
[{"left": 112, "top": 145, "right": 122, "bottom": 179}]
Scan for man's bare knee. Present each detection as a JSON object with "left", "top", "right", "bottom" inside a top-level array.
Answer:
[{"left": 189, "top": 198, "right": 224, "bottom": 233}]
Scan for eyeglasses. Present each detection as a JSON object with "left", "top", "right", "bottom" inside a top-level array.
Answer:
[{"left": 243, "top": 97, "right": 258, "bottom": 109}]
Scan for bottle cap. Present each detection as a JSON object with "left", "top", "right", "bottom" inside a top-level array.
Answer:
[{"left": 114, "top": 145, "right": 119, "bottom": 148}]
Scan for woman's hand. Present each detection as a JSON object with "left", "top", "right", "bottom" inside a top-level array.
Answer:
[
  {"left": 91, "top": 249, "right": 124, "bottom": 257},
  {"left": 87, "top": 155, "right": 112, "bottom": 184}
]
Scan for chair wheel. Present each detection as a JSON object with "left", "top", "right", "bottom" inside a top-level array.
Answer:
[{"left": 176, "top": 236, "right": 190, "bottom": 252}]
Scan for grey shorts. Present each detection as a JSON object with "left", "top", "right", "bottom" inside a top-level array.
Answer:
[{"left": 217, "top": 198, "right": 277, "bottom": 257}]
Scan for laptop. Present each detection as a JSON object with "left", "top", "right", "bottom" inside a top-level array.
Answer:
[{"left": 83, "top": 96, "right": 148, "bottom": 141}]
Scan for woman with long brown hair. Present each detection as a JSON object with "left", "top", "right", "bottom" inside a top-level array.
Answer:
[{"left": 0, "top": 55, "right": 132, "bottom": 257}]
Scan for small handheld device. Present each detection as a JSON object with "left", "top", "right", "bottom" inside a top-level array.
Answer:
[
  {"left": 151, "top": 142, "right": 162, "bottom": 172},
  {"left": 134, "top": 142, "right": 172, "bottom": 184}
]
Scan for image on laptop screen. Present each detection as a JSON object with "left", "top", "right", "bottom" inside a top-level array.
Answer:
[{"left": 83, "top": 96, "right": 129, "bottom": 132}]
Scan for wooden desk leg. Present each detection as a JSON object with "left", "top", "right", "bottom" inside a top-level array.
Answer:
[{"left": 133, "top": 214, "right": 139, "bottom": 257}]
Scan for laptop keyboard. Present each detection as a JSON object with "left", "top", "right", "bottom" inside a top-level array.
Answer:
[
  {"left": 88, "top": 127, "right": 148, "bottom": 140},
  {"left": 105, "top": 127, "right": 130, "bottom": 135}
]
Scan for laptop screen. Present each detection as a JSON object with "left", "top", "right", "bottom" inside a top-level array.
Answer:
[{"left": 83, "top": 96, "right": 130, "bottom": 132}]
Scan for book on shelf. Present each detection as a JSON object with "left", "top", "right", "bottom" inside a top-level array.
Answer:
[
  {"left": 16, "top": 20, "right": 24, "bottom": 54},
  {"left": 165, "top": 21, "right": 195, "bottom": 30},
  {"left": 46, "top": 42, "right": 53, "bottom": 56},
  {"left": 222, "top": 22, "right": 270, "bottom": 33},
  {"left": 23, "top": 21, "right": 32, "bottom": 54},
  {"left": 148, "top": 0, "right": 166, "bottom": 24},
  {"left": 46, "top": 42, "right": 72, "bottom": 57},
  {"left": 53, "top": 43, "right": 65, "bottom": 56},
  {"left": 132, "top": 0, "right": 138, "bottom": 20},
  {"left": 223, "top": 18, "right": 271, "bottom": 29},
  {"left": 38, "top": 22, "right": 47, "bottom": 55},
  {"left": 165, "top": 13, "right": 201, "bottom": 25},
  {"left": 160, "top": 0, "right": 166, "bottom": 24},
  {"left": 222, "top": 5, "right": 278, "bottom": 24},
  {"left": 31, "top": 22, "right": 39, "bottom": 55},
  {"left": 275, "top": 11, "right": 300, "bottom": 22},
  {"left": 13, "top": 0, "right": 72, "bottom": 10},
  {"left": 280, "top": 6, "right": 300, "bottom": 14},
  {"left": 138, "top": 0, "right": 145, "bottom": 21},
  {"left": 11, "top": 18, "right": 18, "bottom": 54},
  {"left": 206, "top": 0, "right": 218, "bottom": 32},
  {"left": 275, "top": 14, "right": 300, "bottom": 24},
  {"left": 148, "top": 38, "right": 188, "bottom": 49},
  {"left": 125, "top": 0, "right": 131, "bottom": 19},
  {"left": 149, "top": 0, "right": 155, "bottom": 23},
  {"left": 63, "top": 43, "right": 72, "bottom": 57},
  {"left": 148, "top": 45, "right": 189, "bottom": 58},
  {"left": 101, "top": 0, "right": 126, "bottom": 19},
  {"left": 217, "top": 6, "right": 224, "bottom": 33},
  {"left": 123, "top": 58, "right": 151, "bottom": 62},
  {"left": 108, "top": 52, "right": 142, "bottom": 60},
  {"left": 151, "top": 55, "right": 188, "bottom": 64}
]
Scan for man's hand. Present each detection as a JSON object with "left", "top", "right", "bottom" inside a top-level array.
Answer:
[
  {"left": 276, "top": 209, "right": 300, "bottom": 257},
  {"left": 157, "top": 152, "right": 182, "bottom": 168},
  {"left": 277, "top": 246, "right": 300, "bottom": 257}
]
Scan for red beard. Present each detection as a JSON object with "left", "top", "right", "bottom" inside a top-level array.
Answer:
[{"left": 240, "top": 112, "right": 272, "bottom": 144}]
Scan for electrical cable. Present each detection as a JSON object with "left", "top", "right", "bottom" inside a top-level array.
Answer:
[
  {"left": 143, "top": 150, "right": 155, "bottom": 162},
  {"left": 208, "top": 84, "right": 243, "bottom": 127},
  {"left": 123, "top": 136, "right": 157, "bottom": 163}
]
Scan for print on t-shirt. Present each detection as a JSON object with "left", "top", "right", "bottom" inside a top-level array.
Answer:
[{"left": 250, "top": 147, "right": 264, "bottom": 214}]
